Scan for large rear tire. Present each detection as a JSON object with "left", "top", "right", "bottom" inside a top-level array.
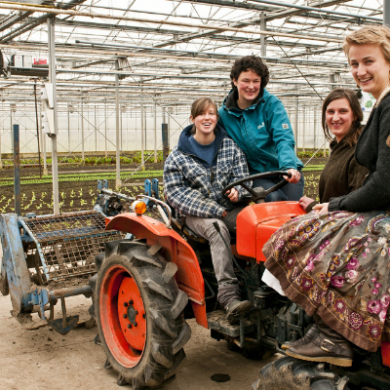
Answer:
[
  {"left": 255, "top": 356, "right": 350, "bottom": 390},
  {"left": 95, "top": 241, "right": 191, "bottom": 389}
]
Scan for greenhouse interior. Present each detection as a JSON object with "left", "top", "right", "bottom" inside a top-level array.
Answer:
[{"left": 0, "top": 0, "right": 387, "bottom": 213}]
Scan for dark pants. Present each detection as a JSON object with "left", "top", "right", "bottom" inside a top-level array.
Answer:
[{"left": 253, "top": 171, "right": 304, "bottom": 203}]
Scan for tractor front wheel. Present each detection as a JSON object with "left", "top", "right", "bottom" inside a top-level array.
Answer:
[{"left": 95, "top": 242, "right": 191, "bottom": 389}]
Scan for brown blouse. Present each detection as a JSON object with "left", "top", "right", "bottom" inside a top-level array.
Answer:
[{"left": 306, "top": 138, "right": 369, "bottom": 212}]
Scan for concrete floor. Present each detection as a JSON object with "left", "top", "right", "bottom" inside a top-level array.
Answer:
[{"left": 0, "top": 293, "right": 276, "bottom": 390}]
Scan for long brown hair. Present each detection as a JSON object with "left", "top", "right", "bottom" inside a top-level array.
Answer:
[
  {"left": 190, "top": 97, "right": 219, "bottom": 134},
  {"left": 321, "top": 88, "right": 363, "bottom": 147}
]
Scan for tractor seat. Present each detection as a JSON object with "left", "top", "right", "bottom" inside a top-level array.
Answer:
[{"left": 171, "top": 215, "right": 237, "bottom": 244}]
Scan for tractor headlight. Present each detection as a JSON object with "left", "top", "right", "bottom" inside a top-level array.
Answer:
[{"left": 131, "top": 200, "right": 147, "bottom": 215}]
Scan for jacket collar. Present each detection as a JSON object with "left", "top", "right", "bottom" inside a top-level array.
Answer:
[
  {"left": 374, "top": 86, "right": 390, "bottom": 107},
  {"left": 177, "top": 124, "right": 226, "bottom": 156},
  {"left": 223, "top": 88, "right": 267, "bottom": 115}
]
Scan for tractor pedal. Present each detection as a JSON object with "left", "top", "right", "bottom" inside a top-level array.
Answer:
[{"left": 207, "top": 310, "right": 255, "bottom": 338}]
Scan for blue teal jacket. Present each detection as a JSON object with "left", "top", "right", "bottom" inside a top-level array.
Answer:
[{"left": 219, "top": 88, "right": 303, "bottom": 174}]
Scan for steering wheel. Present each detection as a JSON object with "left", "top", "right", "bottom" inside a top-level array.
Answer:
[{"left": 221, "top": 170, "right": 292, "bottom": 204}]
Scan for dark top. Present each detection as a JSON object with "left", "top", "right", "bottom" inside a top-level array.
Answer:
[
  {"left": 306, "top": 138, "right": 368, "bottom": 212},
  {"left": 188, "top": 135, "right": 217, "bottom": 168},
  {"left": 329, "top": 89, "right": 390, "bottom": 212}
]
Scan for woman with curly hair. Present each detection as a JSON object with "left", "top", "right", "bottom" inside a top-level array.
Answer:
[
  {"left": 219, "top": 55, "right": 304, "bottom": 202},
  {"left": 263, "top": 25, "right": 390, "bottom": 367}
]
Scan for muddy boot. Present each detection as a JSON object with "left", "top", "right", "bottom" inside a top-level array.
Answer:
[
  {"left": 281, "top": 324, "right": 319, "bottom": 350},
  {"left": 217, "top": 284, "right": 251, "bottom": 322},
  {"left": 286, "top": 319, "right": 353, "bottom": 367},
  {"left": 225, "top": 299, "right": 251, "bottom": 321}
]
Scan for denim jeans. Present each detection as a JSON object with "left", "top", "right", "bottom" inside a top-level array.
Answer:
[{"left": 253, "top": 171, "right": 304, "bottom": 202}]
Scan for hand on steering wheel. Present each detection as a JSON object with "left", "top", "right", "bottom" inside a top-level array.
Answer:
[
  {"left": 222, "top": 170, "right": 292, "bottom": 204},
  {"left": 226, "top": 187, "right": 239, "bottom": 202},
  {"left": 285, "top": 169, "right": 301, "bottom": 184}
]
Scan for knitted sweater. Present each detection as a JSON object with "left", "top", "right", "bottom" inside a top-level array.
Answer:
[
  {"left": 306, "top": 138, "right": 369, "bottom": 212},
  {"left": 329, "top": 87, "right": 390, "bottom": 212}
]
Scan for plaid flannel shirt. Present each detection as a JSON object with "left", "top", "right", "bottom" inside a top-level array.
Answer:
[{"left": 164, "top": 132, "right": 251, "bottom": 219}]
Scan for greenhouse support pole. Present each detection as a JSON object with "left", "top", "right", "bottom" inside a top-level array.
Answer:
[
  {"left": 10, "top": 107, "right": 13, "bottom": 154},
  {"left": 0, "top": 100, "right": 2, "bottom": 170},
  {"left": 115, "top": 58, "right": 121, "bottom": 188},
  {"left": 67, "top": 106, "right": 71, "bottom": 152},
  {"left": 104, "top": 103, "right": 107, "bottom": 157},
  {"left": 141, "top": 99, "right": 145, "bottom": 169},
  {"left": 41, "top": 99, "right": 48, "bottom": 175},
  {"left": 48, "top": 16, "right": 60, "bottom": 215},
  {"left": 168, "top": 107, "right": 171, "bottom": 145},
  {"left": 13, "top": 124, "right": 21, "bottom": 216},
  {"left": 144, "top": 105, "right": 147, "bottom": 152},
  {"left": 260, "top": 12, "right": 266, "bottom": 57},
  {"left": 154, "top": 101, "right": 157, "bottom": 163},
  {"left": 120, "top": 105, "right": 123, "bottom": 147},
  {"left": 313, "top": 109, "right": 317, "bottom": 149},
  {"left": 95, "top": 105, "right": 97, "bottom": 151},
  {"left": 302, "top": 107, "right": 305, "bottom": 152},
  {"left": 81, "top": 96, "right": 85, "bottom": 163},
  {"left": 162, "top": 123, "right": 169, "bottom": 165},
  {"left": 294, "top": 98, "right": 298, "bottom": 153},
  {"left": 385, "top": 0, "right": 390, "bottom": 27}
]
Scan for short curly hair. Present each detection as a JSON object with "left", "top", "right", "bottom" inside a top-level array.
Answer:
[{"left": 230, "top": 56, "right": 270, "bottom": 94}]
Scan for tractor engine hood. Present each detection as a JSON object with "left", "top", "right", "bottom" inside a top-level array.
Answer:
[{"left": 236, "top": 201, "right": 306, "bottom": 262}]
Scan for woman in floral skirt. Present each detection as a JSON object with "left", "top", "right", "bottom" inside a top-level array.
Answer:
[{"left": 263, "top": 25, "right": 390, "bottom": 367}]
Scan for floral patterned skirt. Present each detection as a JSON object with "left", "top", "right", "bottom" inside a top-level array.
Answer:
[{"left": 263, "top": 210, "right": 390, "bottom": 352}]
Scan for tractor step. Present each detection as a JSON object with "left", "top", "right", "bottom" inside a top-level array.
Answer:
[{"left": 207, "top": 310, "right": 255, "bottom": 338}]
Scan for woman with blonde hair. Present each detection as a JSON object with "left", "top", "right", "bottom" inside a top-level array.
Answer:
[{"left": 262, "top": 25, "right": 390, "bottom": 367}]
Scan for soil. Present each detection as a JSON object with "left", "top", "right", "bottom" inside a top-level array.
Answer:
[
  {"left": 0, "top": 293, "right": 276, "bottom": 390},
  {"left": 0, "top": 162, "right": 323, "bottom": 216},
  {"left": 0, "top": 163, "right": 163, "bottom": 215}
]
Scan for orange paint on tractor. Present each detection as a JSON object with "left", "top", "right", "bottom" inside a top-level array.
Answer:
[
  {"left": 105, "top": 213, "right": 208, "bottom": 329},
  {"left": 382, "top": 341, "right": 390, "bottom": 368},
  {"left": 236, "top": 201, "right": 306, "bottom": 262}
]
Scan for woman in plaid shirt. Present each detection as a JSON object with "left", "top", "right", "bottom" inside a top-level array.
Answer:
[{"left": 164, "top": 97, "right": 252, "bottom": 321}]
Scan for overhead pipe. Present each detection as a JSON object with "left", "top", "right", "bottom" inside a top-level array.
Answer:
[
  {"left": 73, "top": 40, "right": 347, "bottom": 67},
  {"left": 0, "top": 42, "right": 342, "bottom": 65},
  {"left": 244, "top": 0, "right": 381, "bottom": 22},
  {"left": 0, "top": 3, "right": 343, "bottom": 43}
]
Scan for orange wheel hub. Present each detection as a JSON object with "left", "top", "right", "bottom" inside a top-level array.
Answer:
[{"left": 99, "top": 265, "right": 147, "bottom": 368}]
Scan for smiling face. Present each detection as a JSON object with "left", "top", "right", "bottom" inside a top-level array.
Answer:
[
  {"left": 190, "top": 104, "right": 218, "bottom": 142},
  {"left": 325, "top": 98, "right": 355, "bottom": 143},
  {"left": 233, "top": 69, "right": 261, "bottom": 109},
  {"left": 349, "top": 43, "right": 390, "bottom": 99}
]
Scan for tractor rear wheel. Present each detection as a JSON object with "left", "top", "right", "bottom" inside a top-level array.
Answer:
[
  {"left": 255, "top": 356, "right": 350, "bottom": 390},
  {"left": 95, "top": 241, "right": 191, "bottom": 389}
]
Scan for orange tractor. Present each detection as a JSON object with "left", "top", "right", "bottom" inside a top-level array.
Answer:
[{"left": 90, "top": 172, "right": 390, "bottom": 390}]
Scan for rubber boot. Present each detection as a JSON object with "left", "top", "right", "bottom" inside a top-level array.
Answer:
[{"left": 286, "top": 315, "right": 353, "bottom": 367}]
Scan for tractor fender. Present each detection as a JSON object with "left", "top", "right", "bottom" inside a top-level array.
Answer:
[{"left": 106, "top": 213, "right": 208, "bottom": 328}]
